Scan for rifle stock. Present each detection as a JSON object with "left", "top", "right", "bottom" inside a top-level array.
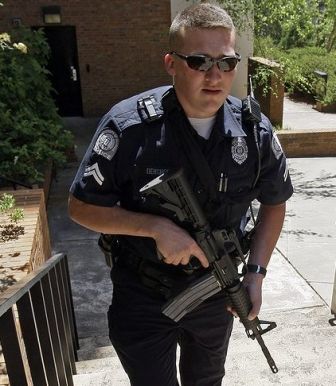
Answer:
[{"left": 140, "top": 168, "right": 278, "bottom": 373}]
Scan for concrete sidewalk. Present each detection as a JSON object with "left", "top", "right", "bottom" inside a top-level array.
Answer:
[
  {"left": 47, "top": 99, "right": 336, "bottom": 385},
  {"left": 225, "top": 156, "right": 336, "bottom": 385},
  {"left": 283, "top": 96, "right": 336, "bottom": 130}
]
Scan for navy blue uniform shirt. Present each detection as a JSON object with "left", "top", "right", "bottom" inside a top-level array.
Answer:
[{"left": 70, "top": 86, "right": 293, "bottom": 237}]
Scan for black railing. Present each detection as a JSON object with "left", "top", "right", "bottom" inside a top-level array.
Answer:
[{"left": 0, "top": 253, "right": 79, "bottom": 386}]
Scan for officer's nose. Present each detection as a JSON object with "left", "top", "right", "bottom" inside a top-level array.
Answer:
[{"left": 204, "top": 63, "right": 222, "bottom": 83}]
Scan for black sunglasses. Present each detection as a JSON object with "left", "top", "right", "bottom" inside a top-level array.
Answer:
[{"left": 171, "top": 51, "right": 241, "bottom": 72}]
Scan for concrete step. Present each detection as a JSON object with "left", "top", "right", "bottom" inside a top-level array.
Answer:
[
  {"left": 77, "top": 336, "right": 117, "bottom": 361},
  {"left": 73, "top": 369, "right": 130, "bottom": 386},
  {"left": 74, "top": 307, "right": 336, "bottom": 385},
  {"left": 74, "top": 345, "right": 181, "bottom": 385},
  {"left": 79, "top": 335, "right": 111, "bottom": 350},
  {"left": 76, "top": 356, "right": 123, "bottom": 375},
  {"left": 74, "top": 354, "right": 129, "bottom": 385},
  {"left": 78, "top": 344, "right": 117, "bottom": 361}
]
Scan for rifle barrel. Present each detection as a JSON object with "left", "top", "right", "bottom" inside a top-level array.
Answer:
[{"left": 255, "top": 334, "right": 279, "bottom": 373}]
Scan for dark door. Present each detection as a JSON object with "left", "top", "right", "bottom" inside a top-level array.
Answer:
[{"left": 36, "top": 26, "right": 83, "bottom": 116}]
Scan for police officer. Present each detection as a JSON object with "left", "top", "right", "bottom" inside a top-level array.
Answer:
[{"left": 69, "top": 3, "right": 293, "bottom": 386}]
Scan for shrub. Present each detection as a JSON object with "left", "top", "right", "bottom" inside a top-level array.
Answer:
[
  {"left": 0, "top": 28, "right": 73, "bottom": 185},
  {"left": 0, "top": 192, "right": 25, "bottom": 243},
  {"left": 254, "top": 39, "right": 336, "bottom": 104}
]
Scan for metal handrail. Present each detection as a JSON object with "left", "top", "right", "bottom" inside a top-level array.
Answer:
[
  {"left": 0, "top": 253, "right": 79, "bottom": 386},
  {"left": 0, "top": 253, "right": 64, "bottom": 316}
]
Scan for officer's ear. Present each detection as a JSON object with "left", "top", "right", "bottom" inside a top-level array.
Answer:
[{"left": 164, "top": 53, "right": 176, "bottom": 76}]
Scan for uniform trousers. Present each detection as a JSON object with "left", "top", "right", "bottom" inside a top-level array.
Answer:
[{"left": 108, "top": 265, "right": 233, "bottom": 386}]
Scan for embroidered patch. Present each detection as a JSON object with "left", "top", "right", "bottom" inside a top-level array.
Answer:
[
  {"left": 93, "top": 129, "right": 119, "bottom": 160},
  {"left": 231, "top": 137, "right": 248, "bottom": 165},
  {"left": 84, "top": 163, "right": 104, "bottom": 186},
  {"left": 271, "top": 133, "right": 283, "bottom": 160}
]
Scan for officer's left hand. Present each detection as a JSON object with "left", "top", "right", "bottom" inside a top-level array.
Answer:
[
  {"left": 226, "top": 272, "right": 263, "bottom": 320},
  {"left": 242, "top": 272, "right": 263, "bottom": 320}
]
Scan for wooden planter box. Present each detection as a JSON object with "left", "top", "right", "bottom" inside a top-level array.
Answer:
[
  {"left": 0, "top": 189, "right": 51, "bottom": 286},
  {"left": 0, "top": 189, "right": 51, "bottom": 385}
]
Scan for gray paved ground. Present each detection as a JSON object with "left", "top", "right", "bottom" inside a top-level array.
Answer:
[
  {"left": 48, "top": 97, "right": 336, "bottom": 384},
  {"left": 283, "top": 96, "right": 336, "bottom": 130}
]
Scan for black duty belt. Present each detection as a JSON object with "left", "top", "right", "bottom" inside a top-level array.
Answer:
[{"left": 115, "top": 252, "right": 207, "bottom": 300}]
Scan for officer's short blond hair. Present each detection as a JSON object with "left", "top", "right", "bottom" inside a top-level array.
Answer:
[{"left": 169, "top": 2, "right": 235, "bottom": 51}]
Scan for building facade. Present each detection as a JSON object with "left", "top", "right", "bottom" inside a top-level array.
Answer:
[
  {"left": 1, "top": 0, "right": 251, "bottom": 117},
  {"left": 0, "top": 1, "right": 171, "bottom": 116}
]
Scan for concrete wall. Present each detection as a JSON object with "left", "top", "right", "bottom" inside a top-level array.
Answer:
[
  {"left": 232, "top": 22, "right": 253, "bottom": 99},
  {"left": 171, "top": 0, "right": 198, "bottom": 20}
]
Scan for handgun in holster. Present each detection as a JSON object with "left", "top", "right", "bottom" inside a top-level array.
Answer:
[{"left": 98, "top": 233, "right": 117, "bottom": 268}]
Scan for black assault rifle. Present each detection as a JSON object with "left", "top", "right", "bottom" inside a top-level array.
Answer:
[{"left": 140, "top": 168, "right": 279, "bottom": 373}]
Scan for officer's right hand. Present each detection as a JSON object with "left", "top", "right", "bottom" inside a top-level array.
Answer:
[{"left": 152, "top": 217, "right": 209, "bottom": 268}]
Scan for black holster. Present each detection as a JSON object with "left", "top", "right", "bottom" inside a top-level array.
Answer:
[{"left": 98, "top": 234, "right": 119, "bottom": 268}]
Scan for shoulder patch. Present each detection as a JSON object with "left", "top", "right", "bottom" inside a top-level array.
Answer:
[{"left": 93, "top": 128, "right": 119, "bottom": 160}]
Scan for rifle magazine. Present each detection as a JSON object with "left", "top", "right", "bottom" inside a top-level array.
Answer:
[{"left": 162, "top": 273, "right": 221, "bottom": 322}]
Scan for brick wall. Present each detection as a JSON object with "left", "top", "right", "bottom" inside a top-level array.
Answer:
[
  {"left": 0, "top": 0, "right": 171, "bottom": 116},
  {"left": 278, "top": 129, "right": 336, "bottom": 158}
]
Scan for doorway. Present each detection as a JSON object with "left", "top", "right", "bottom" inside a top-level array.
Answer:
[{"left": 35, "top": 26, "right": 83, "bottom": 116}]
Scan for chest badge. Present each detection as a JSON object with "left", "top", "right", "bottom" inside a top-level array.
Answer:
[
  {"left": 231, "top": 137, "right": 248, "bottom": 165},
  {"left": 93, "top": 128, "right": 119, "bottom": 161}
]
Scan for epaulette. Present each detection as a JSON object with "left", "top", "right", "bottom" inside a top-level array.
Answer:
[
  {"left": 101, "top": 86, "right": 170, "bottom": 132},
  {"left": 137, "top": 95, "right": 163, "bottom": 123}
]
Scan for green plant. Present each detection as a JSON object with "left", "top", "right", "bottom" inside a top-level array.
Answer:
[
  {"left": 0, "top": 27, "right": 73, "bottom": 185},
  {"left": 0, "top": 193, "right": 24, "bottom": 223},
  {"left": 253, "top": 0, "right": 336, "bottom": 52},
  {"left": 254, "top": 40, "right": 336, "bottom": 104},
  {"left": 251, "top": 64, "right": 282, "bottom": 97},
  {"left": 0, "top": 192, "right": 25, "bottom": 243},
  {"left": 0, "top": 193, "right": 24, "bottom": 243},
  {"left": 218, "top": 0, "right": 254, "bottom": 31}
]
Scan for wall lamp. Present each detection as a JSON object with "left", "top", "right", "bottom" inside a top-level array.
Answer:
[
  {"left": 42, "top": 6, "right": 61, "bottom": 24},
  {"left": 314, "top": 69, "right": 328, "bottom": 98}
]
